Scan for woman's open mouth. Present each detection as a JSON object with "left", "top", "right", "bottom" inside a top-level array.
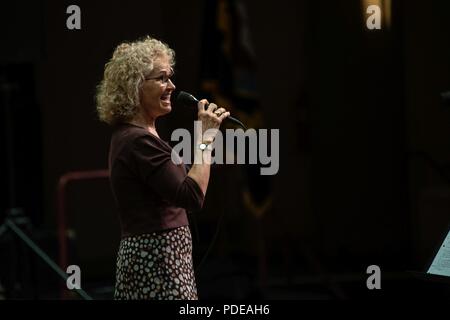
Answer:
[{"left": 160, "top": 93, "right": 171, "bottom": 104}]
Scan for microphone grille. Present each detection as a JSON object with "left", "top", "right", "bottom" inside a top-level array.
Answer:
[{"left": 176, "top": 91, "right": 198, "bottom": 107}]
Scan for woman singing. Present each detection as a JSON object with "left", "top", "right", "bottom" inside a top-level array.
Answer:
[{"left": 96, "top": 36, "right": 230, "bottom": 300}]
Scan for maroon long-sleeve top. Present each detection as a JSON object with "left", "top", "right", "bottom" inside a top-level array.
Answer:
[{"left": 108, "top": 123, "right": 204, "bottom": 237}]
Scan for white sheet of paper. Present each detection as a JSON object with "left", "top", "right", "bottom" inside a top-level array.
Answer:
[{"left": 427, "top": 230, "right": 450, "bottom": 277}]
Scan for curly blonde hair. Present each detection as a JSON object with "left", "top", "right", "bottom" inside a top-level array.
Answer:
[{"left": 96, "top": 36, "right": 175, "bottom": 125}]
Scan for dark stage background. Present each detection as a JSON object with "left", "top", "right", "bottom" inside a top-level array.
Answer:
[{"left": 0, "top": 0, "right": 450, "bottom": 299}]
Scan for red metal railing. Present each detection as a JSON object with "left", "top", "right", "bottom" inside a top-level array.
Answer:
[{"left": 56, "top": 169, "right": 109, "bottom": 299}]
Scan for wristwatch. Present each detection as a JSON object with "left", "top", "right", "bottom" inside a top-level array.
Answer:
[{"left": 199, "top": 142, "right": 212, "bottom": 151}]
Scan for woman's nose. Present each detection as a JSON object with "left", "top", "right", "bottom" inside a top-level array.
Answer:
[
  {"left": 168, "top": 78, "right": 176, "bottom": 90},
  {"left": 167, "top": 79, "right": 176, "bottom": 90}
]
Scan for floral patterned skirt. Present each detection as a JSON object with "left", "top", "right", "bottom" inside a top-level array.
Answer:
[{"left": 114, "top": 225, "right": 198, "bottom": 300}]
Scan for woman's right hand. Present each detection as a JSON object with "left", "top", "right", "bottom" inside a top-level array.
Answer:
[{"left": 197, "top": 99, "right": 230, "bottom": 143}]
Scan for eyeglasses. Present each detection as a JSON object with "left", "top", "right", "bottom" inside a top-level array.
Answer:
[{"left": 144, "top": 73, "right": 175, "bottom": 85}]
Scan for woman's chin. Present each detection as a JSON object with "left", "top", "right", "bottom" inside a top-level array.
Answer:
[{"left": 161, "top": 104, "right": 172, "bottom": 114}]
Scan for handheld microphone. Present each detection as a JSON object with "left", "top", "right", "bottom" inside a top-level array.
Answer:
[{"left": 175, "top": 91, "right": 247, "bottom": 130}]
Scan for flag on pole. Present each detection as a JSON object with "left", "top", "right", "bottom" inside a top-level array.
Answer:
[{"left": 199, "top": 0, "right": 272, "bottom": 218}]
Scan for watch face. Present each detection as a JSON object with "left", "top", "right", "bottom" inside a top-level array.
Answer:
[{"left": 199, "top": 143, "right": 207, "bottom": 150}]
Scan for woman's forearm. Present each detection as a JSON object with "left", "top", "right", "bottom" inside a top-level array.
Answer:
[
  {"left": 187, "top": 147, "right": 212, "bottom": 196},
  {"left": 187, "top": 98, "right": 230, "bottom": 196}
]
